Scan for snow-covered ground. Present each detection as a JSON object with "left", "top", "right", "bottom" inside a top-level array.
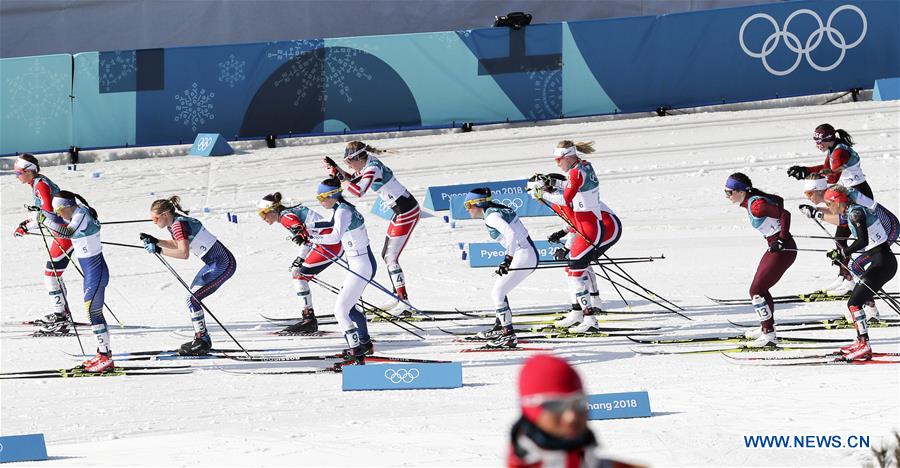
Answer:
[{"left": 2, "top": 100, "right": 899, "bottom": 467}]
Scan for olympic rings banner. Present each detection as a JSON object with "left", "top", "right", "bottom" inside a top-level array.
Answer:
[
  {"left": 2, "top": 0, "right": 898, "bottom": 155},
  {"left": 342, "top": 362, "right": 463, "bottom": 391}
]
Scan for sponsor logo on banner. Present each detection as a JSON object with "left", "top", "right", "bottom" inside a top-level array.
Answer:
[{"left": 739, "top": 4, "right": 866, "bottom": 76}]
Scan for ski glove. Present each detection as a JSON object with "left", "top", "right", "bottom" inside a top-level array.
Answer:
[
  {"left": 496, "top": 255, "right": 513, "bottom": 276},
  {"left": 323, "top": 156, "right": 345, "bottom": 181},
  {"left": 787, "top": 166, "right": 809, "bottom": 180},
  {"left": 768, "top": 238, "right": 787, "bottom": 253},
  {"left": 290, "top": 226, "right": 310, "bottom": 246},
  {"left": 547, "top": 229, "right": 568, "bottom": 244},
  {"left": 140, "top": 233, "right": 159, "bottom": 254},
  {"left": 797, "top": 204, "right": 823, "bottom": 220},
  {"left": 553, "top": 247, "right": 569, "bottom": 261},
  {"left": 13, "top": 220, "right": 28, "bottom": 238},
  {"left": 826, "top": 249, "right": 845, "bottom": 266}
]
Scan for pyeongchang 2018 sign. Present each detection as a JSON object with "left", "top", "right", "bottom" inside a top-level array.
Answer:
[{"left": 739, "top": 4, "right": 866, "bottom": 76}]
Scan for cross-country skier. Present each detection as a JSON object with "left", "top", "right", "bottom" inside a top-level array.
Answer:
[
  {"left": 464, "top": 187, "right": 539, "bottom": 349},
  {"left": 799, "top": 178, "right": 899, "bottom": 320},
  {"left": 527, "top": 141, "right": 622, "bottom": 333},
  {"left": 301, "top": 178, "right": 375, "bottom": 363},
  {"left": 12, "top": 154, "right": 74, "bottom": 331},
  {"left": 798, "top": 176, "right": 854, "bottom": 294},
  {"left": 257, "top": 192, "right": 343, "bottom": 334},
  {"left": 41, "top": 191, "right": 114, "bottom": 372},
  {"left": 821, "top": 186, "right": 897, "bottom": 360},
  {"left": 724, "top": 173, "right": 797, "bottom": 347},
  {"left": 140, "top": 196, "right": 236, "bottom": 356},
  {"left": 324, "top": 141, "right": 419, "bottom": 316}
]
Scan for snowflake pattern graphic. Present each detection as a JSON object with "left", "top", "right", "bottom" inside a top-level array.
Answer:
[
  {"left": 218, "top": 54, "right": 246, "bottom": 88},
  {"left": 433, "top": 30, "right": 472, "bottom": 48},
  {"left": 265, "top": 39, "right": 321, "bottom": 61},
  {"left": 3, "top": 59, "right": 68, "bottom": 134},
  {"left": 174, "top": 82, "right": 215, "bottom": 132},
  {"left": 526, "top": 68, "right": 562, "bottom": 120},
  {"left": 273, "top": 46, "right": 373, "bottom": 111},
  {"left": 99, "top": 51, "right": 137, "bottom": 92}
]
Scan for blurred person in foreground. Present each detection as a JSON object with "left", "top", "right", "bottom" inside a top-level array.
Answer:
[{"left": 509, "top": 354, "right": 644, "bottom": 468}]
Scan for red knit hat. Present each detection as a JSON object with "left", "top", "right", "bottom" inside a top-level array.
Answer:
[{"left": 518, "top": 354, "right": 583, "bottom": 422}]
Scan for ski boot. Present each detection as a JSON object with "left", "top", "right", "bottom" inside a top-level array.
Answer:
[
  {"left": 822, "top": 275, "right": 846, "bottom": 293},
  {"left": 34, "top": 311, "right": 69, "bottom": 327},
  {"left": 342, "top": 340, "right": 374, "bottom": 359},
  {"left": 178, "top": 332, "right": 212, "bottom": 356},
  {"left": 568, "top": 315, "right": 599, "bottom": 334},
  {"left": 82, "top": 351, "right": 115, "bottom": 373},
  {"left": 863, "top": 301, "right": 880, "bottom": 322},
  {"left": 554, "top": 308, "right": 583, "bottom": 328},
  {"left": 475, "top": 318, "right": 504, "bottom": 340},
  {"left": 747, "top": 331, "right": 777, "bottom": 348},
  {"left": 485, "top": 329, "right": 517, "bottom": 349},
  {"left": 843, "top": 338, "right": 872, "bottom": 361},
  {"left": 281, "top": 317, "right": 318, "bottom": 334},
  {"left": 827, "top": 279, "right": 854, "bottom": 296}
]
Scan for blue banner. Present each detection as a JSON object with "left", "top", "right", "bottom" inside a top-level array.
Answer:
[
  {"left": 342, "top": 362, "right": 462, "bottom": 391},
  {"left": 423, "top": 179, "right": 529, "bottom": 211},
  {"left": 448, "top": 190, "right": 554, "bottom": 220},
  {"left": 369, "top": 197, "right": 395, "bottom": 220},
  {"left": 188, "top": 133, "right": 233, "bottom": 156},
  {"left": 586, "top": 391, "right": 652, "bottom": 420},
  {"left": 468, "top": 240, "right": 560, "bottom": 267},
  {"left": 0, "top": 434, "right": 48, "bottom": 463},
  {"left": 3, "top": 1, "right": 899, "bottom": 154}
]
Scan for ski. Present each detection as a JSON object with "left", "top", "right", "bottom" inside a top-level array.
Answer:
[
  {"left": 630, "top": 343, "right": 846, "bottom": 355},
  {"left": 706, "top": 291, "right": 900, "bottom": 305},
  {"left": 460, "top": 346, "right": 550, "bottom": 353},
  {"left": 626, "top": 334, "right": 849, "bottom": 345},
  {"left": 0, "top": 365, "right": 191, "bottom": 379},
  {"left": 1, "top": 364, "right": 190, "bottom": 376},
  {"left": 64, "top": 347, "right": 296, "bottom": 360},
  {"left": 722, "top": 351, "right": 900, "bottom": 362},
  {"left": 440, "top": 325, "right": 660, "bottom": 338},
  {"left": 728, "top": 318, "right": 900, "bottom": 331},
  {"left": 721, "top": 353, "right": 900, "bottom": 366},
  {"left": 219, "top": 366, "right": 342, "bottom": 375},
  {"left": 224, "top": 353, "right": 449, "bottom": 364}
]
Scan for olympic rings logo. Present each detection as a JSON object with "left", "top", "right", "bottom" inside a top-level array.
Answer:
[
  {"left": 739, "top": 5, "right": 866, "bottom": 76},
  {"left": 497, "top": 198, "right": 525, "bottom": 211},
  {"left": 384, "top": 368, "right": 420, "bottom": 384},
  {"left": 196, "top": 136, "right": 213, "bottom": 151}
]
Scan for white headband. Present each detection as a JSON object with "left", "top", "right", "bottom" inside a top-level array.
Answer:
[
  {"left": 52, "top": 196, "right": 76, "bottom": 211},
  {"left": 553, "top": 147, "right": 577, "bottom": 159},
  {"left": 344, "top": 147, "right": 367, "bottom": 160},
  {"left": 14, "top": 157, "right": 38, "bottom": 171},
  {"left": 257, "top": 199, "right": 276, "bottom": 211},
  {"left": 803, "top": 178, "right": 828, "bottom": 192}
]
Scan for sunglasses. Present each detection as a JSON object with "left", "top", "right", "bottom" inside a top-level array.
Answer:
[
  {"left": 316, "top": 188, "right": 342, "bottom": 201},
  {"left": 14, "top": 170, "right": 27, "bottom": 176},
  {"left": 724, "top": 189, "right": 735, "bottom": 196},
  {"left": 542, "top": 394, "right": 588, "bottom": 414},
  {"left": 258, "top": 208, "right": 273, "bottom": 220},
  {"left": 464, "top": 197, "right": 489, "bottom": 209}
]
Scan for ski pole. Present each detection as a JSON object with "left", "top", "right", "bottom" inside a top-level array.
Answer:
[
  {"left": 26, "top": 232, "right": 143, "bottom": 249},
  {"left": 35, "top": 222, "right": 86, "bottom": 355},
  {"left": 305, "top": 241, "right": 428, "bottom": 318},
  {"left": 505, "top": 257, "right": 658, "bottom": 272},
  {"left": 100, "top": 219, "right": 152, "bottom": 225},
  {"left": 596, "top": 262, "right": 632, "bottom": 311},
  {"left": 306, "top": 276, "right": 426, "bottom": 339},
  {"left": 538, "top": 198, "right": 683, "bottom": 311},
  {"left": 595, "top": 270, "right": 693, "bottom": 320},
  {"left": 810, "top": 218, "right": 900, "bottom": 315},
  {"left": 152, "top": 253, "right": 251, "bottom": 356}
]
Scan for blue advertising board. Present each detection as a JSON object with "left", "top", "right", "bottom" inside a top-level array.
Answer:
[
  {"left": 342, "top": 362, "right": 463, "bottom": 391},
  {"left": 586, "top": 391, "right": 652, "bottom": 420},
  {"left": 467, "top": 240, "right": 561, "bottom": 267}
]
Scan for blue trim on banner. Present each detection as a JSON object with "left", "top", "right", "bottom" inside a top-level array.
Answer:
[
  {"left": 342, "top": 362, "right": 463, "bottom": 391},
  {"left": 0, "top": 434, "right": 48, "bottom": 463},
  {"left": 468, "top": 240, "right": 560, "bottom": 267},
  {"left": 586, "top": 391, "right": 652, "bottom": 420}
]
